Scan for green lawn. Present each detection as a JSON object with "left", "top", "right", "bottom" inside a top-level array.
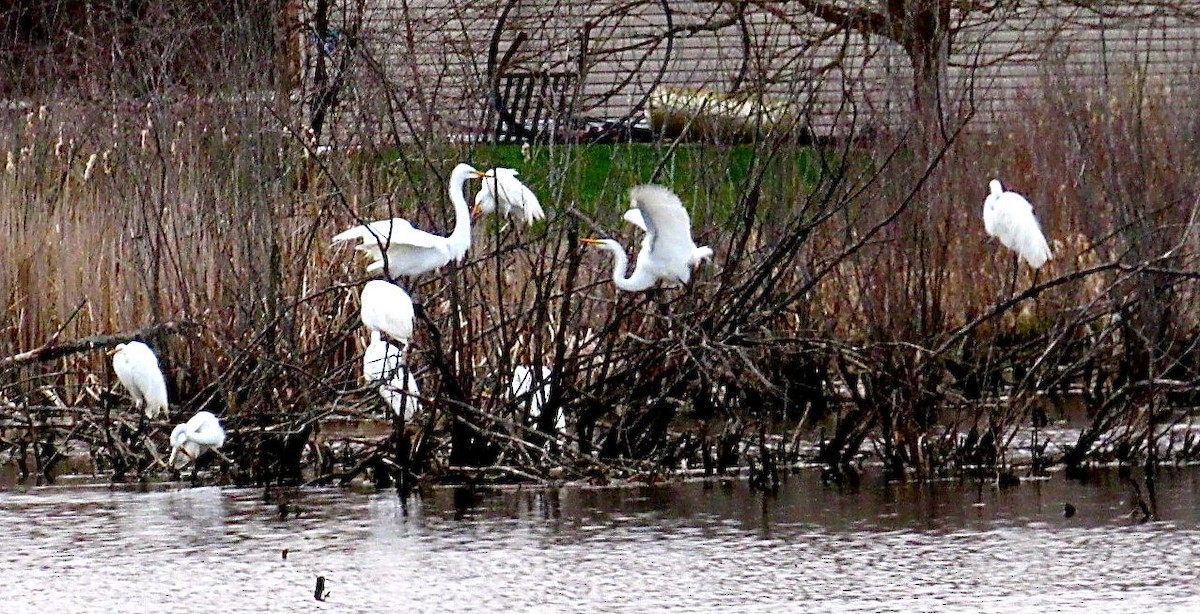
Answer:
[{"left": 379, "top": 143, "right": 825, "bottom": 225}]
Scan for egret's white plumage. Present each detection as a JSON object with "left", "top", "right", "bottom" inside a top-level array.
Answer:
[
  {"left": 622, "top": 208, "right": 714, "bottom": 268},
  {"left": 168, "top": 411, "right": 226, "bottom": 468},
  {"left": 582, "top": 184, "right": 713, "bottom": 291},
  {"left": 473, "top": 167, "right": 545, "bottom": 224},
  {"left": 331, "top": 163, "right": 484, "bottom": 276},
  {"left": 363, "top": 332, "right": 421, "bottom": 420},
  {"left": 110, "top": 341, "right": 169, "bottom": 419},
  {"left": 512, "top": 365, "right": 563, "bottom": 432},
  {"left": 983, "top": 179, "right": 1052, "bottom": 269},
  {"left": 360, "top": 280, "right": 415, "bottom": 345}
]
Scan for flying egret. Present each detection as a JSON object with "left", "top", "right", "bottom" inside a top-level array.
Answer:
[
  {"left": 983, "top": 179, "right": 1052, "bottom": 269},
  {"left": 109, "top": 341, "right": 169, "bottom": 419},
  {"left": 363, "top": 334, "right": 421, "bottom": 420},
  {"left": 168, "top": 410, "right": 227, "bottom": 469},
  {"left": 512, "top": 365, "right": 563, "bottom": 433},
  {"left": 360, "top": 279, "right": 415, "bottom": 345},
  {"left": 331, "top": 163, "right": 485, "bottom": 277},
  {"left": 622, "top": 208, "right": 714, "bottom": 268},
  {"left": 473, "top": 167, "right": 545, "bottom": 225},
  {"left": 581, "top": 184, "right": 713, "bottom": 291}
]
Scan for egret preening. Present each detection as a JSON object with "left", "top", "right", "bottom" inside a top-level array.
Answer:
[
  {"left": 109, "top": 341, "right": 169, "bottom": 419},
  {"left": 331, "top": 163, "right": 485, "bottom": 277},
  {"left": 983, "top": 179, "right": 1052, "bottom": 269},
  {"left": 168, "top": 410, "right": 227, "bottom": 469},
  {"left": 360, "top": 279, "right": 415, "bottom": 346},
  {"left": 473, "top": 167, "right": 545, "bottom": 225},
  {"left": 582, "top": 184, "right": 713, "bottom": 291},
  {"left": 512, "top": 365, "right": 563, "bottom": 432},
  {"left": 363, "top": 334, "right": 422, "bottom": 420}
]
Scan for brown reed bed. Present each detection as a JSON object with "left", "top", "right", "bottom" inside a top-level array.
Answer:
[{"left": 3, "top": 69, "right": 1200, "bottom": 489}]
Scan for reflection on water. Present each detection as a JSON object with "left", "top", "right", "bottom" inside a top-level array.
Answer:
[{"left": 3, "top": 469, "right": 1200, "bottom": 613}]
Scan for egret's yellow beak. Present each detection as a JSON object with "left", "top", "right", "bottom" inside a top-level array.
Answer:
[
  {"left": 471, "top": 204, "right": 482, "bottom": 219},
  {"left": 471, "top": 170, "right": 488, "bottom": 179},
  {"left": 106, "top": 346, "right": 121, "bottom": 356},
  {"left": 579, "top": 238, "right": 604, "bottom": 245}
]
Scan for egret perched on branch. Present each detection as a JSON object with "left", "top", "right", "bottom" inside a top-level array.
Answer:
[
  {"left": 109, "top": 341, "right": 169, "bottom": 419},
  {"left": 363, "top": 335, "right": 422, "bottom": 420},
  {"left": 331, "top": 163, "right": 486, "bottom": 277},
  {"left": 360, "top": 280, "right": 415, "bottom": 346},
  {"left": 983, "top": 179, "right": 1052, "bottom": 269},
  {"left": 582, "top": 184, "right": 713, "bottom": 291},
  {"left": 473, "top": 167, "right": 544, "bottom": 224},
  {"left": 168, "top": 411, "right": 227, "bottom": 469}
]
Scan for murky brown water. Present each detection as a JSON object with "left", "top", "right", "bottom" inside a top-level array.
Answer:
[{"left": 3, "top": 468, "right": 1200, "bottom": 613}]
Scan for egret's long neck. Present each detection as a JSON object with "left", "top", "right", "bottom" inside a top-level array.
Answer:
[
  {"left": 446, "top": 167, "right": 474, "bottom": 260},
  {"left": 604, "top": 243, "right": 656, "bottom": 292}
]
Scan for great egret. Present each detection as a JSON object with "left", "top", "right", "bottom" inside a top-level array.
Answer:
[
  {"left": 360, "top": 279, "right": 414, "bottom": 345},
  {"left": 983, "top": 179, "right": 1052, "bottom": 269},
  {"left": 331, "top": 163, "right": 485, "bottom": 277},
  {"left": 109, "top": 341, "right": 169, "bottom": 419},
  {"left": 473, "top": 167, "right": 545, "bottom": 224},
  {"left": 623, "top": 208, "right": 714, "bottom": 268},
  {"left": 168, "top": 410, "right": 227, "bottom": 469},
  {"left": 581, "top": 184, "right": 713, "bottom": 291},
  {"left": 363, "top": 334, "right": 421, "bottom": 420},
  {"left": 512, "top": 365, "right": 564, "bottom": 433}
]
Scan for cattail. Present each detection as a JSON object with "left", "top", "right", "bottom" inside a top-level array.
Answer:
[{"left": 5, "top": 151, "right": 14, "bottom": 175}]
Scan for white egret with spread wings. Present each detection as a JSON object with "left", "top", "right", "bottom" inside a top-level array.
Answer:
[
  {"left": 331, "top": 163, "right": 485, "bottom": 277},
  {"left": 582, "top": 184, "right": 713, "bottom": 292}
]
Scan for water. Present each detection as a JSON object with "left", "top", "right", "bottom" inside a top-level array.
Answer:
[{"left": 3, "top": 469, "right": 1200, "bottom": 613}]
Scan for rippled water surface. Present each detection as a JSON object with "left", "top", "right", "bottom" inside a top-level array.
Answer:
[{"left": 3, "top": 469, "right": 1200, "bottom": 613}]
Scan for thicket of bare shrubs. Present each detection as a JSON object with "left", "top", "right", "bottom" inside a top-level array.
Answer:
[{"left": 3, "top": 2, "right": 1200, "bottom": 490}]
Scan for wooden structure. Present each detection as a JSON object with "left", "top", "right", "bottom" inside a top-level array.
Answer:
[{"left": 304, "top": 1, "right": 1200, "bottom": 141}]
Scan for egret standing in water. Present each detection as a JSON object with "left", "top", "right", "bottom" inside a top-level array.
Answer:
[
  {"left": 983, "top": 179, "right": 1052, "bottom": 269},
  {"left": 331, "top": 163, "right": 486, "bottom": 277},
  {"left": 582, "top": 184, "right": 713, "bottom": 291},
  {"left": 168, "top": 410, "right": 227, "bottom": 469},
  {"left": 109, "top": 341, "right": 169, "bottom": 419},
  {"left": 472, "top": 167, "right": 545, "bottom": 225}
]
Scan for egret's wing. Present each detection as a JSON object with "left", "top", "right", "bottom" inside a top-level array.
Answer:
[
  {"left": 333, "top": 217, "right": 444, "bottom": 250},
  {"left": 622, "top": 208, "right": 648, "bottom": 233},
  {"left": 993, "top": 192, "right": 1052, "bottom": 268},
  {"left": 630, "top": 184, "right": 698, "bottom": 272}
]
